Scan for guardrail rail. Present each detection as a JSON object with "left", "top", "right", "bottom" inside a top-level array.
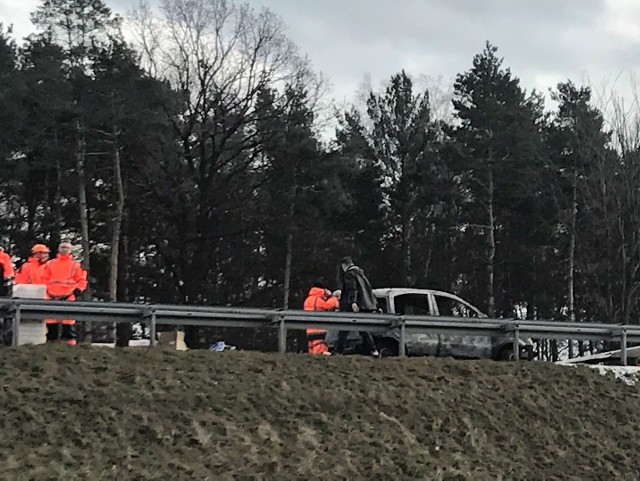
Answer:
[{"left": 1, "top": 299, "right": 638, "bottom": 364}]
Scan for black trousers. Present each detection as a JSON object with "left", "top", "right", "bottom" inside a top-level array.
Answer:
[
  {"left": 46, "top": 323, "right": 76, "bottom": 342},
  {"left": 334, "top": 308, "right": 377, "bottom": 354}
]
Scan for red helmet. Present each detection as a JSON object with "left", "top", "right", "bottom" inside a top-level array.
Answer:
[{"left": 31, "top": 244, "right": 50, "bottom": 254}]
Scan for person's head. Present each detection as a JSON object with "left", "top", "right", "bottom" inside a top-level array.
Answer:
[
  {"left": 311, "top": 279, "right": 326, "bottom": 290},
  {"left": 311, "top": 279, "right": 331, "bottom": 299},
  {"left": 31, "top": 244, "right": 50, "bottom": 262},
  {"left": 340, "top": 256, "right": 354, "bottom": 273},
  {"left": 58, "top": 242, "right": 73, "bottom": 256}
]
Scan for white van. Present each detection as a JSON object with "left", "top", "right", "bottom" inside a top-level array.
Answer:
[{"left": 325, "top": 288, "right": 535, "bottom": 360}]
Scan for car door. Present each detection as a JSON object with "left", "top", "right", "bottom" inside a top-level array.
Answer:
[
  {"left": 432, "top": 294, "right": 491, "bottom": 358},
  {"left": 392, "top": 293, "right": 439, "bottom": 356}
]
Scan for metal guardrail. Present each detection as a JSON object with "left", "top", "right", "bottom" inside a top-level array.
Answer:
[{"left": 0, "top": 298, "right": 638, "bottom": 364}]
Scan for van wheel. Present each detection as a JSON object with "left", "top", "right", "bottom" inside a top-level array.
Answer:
[
  {"left": 377, "top": 339, "right": 399, "bottom": 358},
  {"left": 496, "top": 345, "right": 516, "bottom": 361}
]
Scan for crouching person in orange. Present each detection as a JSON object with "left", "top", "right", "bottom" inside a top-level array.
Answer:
[
  {"left": 303, "top": 281, "right": 339, "bottom": 355},
  {"left": 43, "top": 242, "right": 88, "bottom": 345}
]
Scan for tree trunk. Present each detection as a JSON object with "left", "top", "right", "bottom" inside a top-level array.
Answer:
[
  {"left": 77, "top": 125, "right": 91, "bottom": 296},
  {"left": 282, "top": 185, "right": 296, "bottom": 309},
  {"left": 115, "top": 227, "right": 131, "bottom": 347},
  {"left": 53, "top": 154, "right": 63, "bottom": 246},
  {"left": 551, "top": 339, "right": 559, "bottom": 362},
  {"left": 568, "top": 166, "right": 577, "bottom": 324},
  {"left": 487, "top": 169, "right": 496, "bottom": 317},
  {"left": 110, "top": 128, "right": 129, "bottom": 347},
  {"left": 401, "top": 206, "right": 412, "bottom": 286},
  {"left": 109, "top": 129, "right": 124, "bottom": 303},
  {"left": 526, "top": 252, "right": 537, "bottom": 320},
  {"left": 48, "top": 130, "right": 63, "bottom": 247},
  {"left": 567, "top": 166, "right": 577, "bottom": 358},
  {"left": 76, "top": 125, "right": 91, "bottom": 343}
]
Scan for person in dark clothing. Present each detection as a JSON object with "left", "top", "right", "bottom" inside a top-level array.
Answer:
[{"left": 333, "top": 256, "right": 380, "bottom": 356}]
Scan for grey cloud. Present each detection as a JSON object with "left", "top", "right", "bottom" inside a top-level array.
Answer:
[
  {"left": 90, "top": 0, "right": 640, "bottom": 105},
  {"left": 237, "top": 0, "right": 637, "bottom": 103}
]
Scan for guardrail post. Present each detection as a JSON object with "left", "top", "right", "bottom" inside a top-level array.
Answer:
[
  {"left": 12, "top": 302, "right": 20, "bottom": 347},
  {"left": 399, "top": 317, "right": 406, "bottom": 357},
  {"left": 148, "top": 307, "right": 157, "bottom": 347},
  {"left": 621, "top": 328, "right": 628, "bottom": 366},
  {"left": 512, "top": 323, "right": 520, "bottom": 361},
  {"left": 278, "top": 315, "right": 286, "bottom": 354}
]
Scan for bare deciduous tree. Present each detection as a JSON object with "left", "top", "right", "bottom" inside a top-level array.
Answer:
[{"left": 128, "top": 0, "right": 321, "bottom": 305}]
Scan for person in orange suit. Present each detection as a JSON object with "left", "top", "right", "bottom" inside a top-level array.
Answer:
[
  {"left": 0, "top": 245, "right": 15, "bottom": 297},
  {"left": 15, "top": 244, "right": 50, "bottom": 285},
  {"left": 303, "top": 281, "right": 339, "bottom": 355},
  {"left": 15, "top": 244, "right": 52, "bottom": 332},
  {"left": 43, "top": 242, "right": 88, "bottom": 345}
]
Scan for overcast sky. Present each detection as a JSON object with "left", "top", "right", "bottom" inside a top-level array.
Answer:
[{"left": 1, "top": 0, "right": 639, "bottom": 108}]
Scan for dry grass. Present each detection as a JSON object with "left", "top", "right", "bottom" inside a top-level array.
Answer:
[{"left": 0, "top": 345, "right": 639, "bottom": 480}]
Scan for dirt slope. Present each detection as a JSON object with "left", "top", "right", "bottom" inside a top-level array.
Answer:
[{"left": 0, "top": 346, "right": 639, "bottom": 480}]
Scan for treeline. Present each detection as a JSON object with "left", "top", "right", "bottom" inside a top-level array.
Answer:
[{"left": 1, "top": 0, "right": 640, "bottom": 334}]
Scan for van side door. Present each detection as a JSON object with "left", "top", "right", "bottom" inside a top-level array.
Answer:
[
  {"left": 392, "top": 293, "right": 438, "bottom": 356},
  {"left": 432, "top": 293, "right": 490, "bottom": 358}
]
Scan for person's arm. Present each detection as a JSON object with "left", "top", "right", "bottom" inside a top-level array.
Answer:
[
  {"left": 14, "top": 264, "right": 28, "bottom": 284},
  {"left": 316, "top": 295, "right": 339, "bottom": 311},
  {"left": 0, "top": 253, "right": 14, "bottom": 280},
  {"left": 41, "top": 262, "right": 51, "bottom": 285},
  {"left": 326, "top": 295, "right": 339, "bottom": 310},
  {"left": 74, "top": 263, "right": 88, "bottom": 292}
]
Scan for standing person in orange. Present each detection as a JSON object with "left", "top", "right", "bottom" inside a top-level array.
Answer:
[
  {"left": 303, "top": 281, "right": 339, "bottom": 355},
  {"left": 15, "top": 244, "right": 50, "bottom": 285},
  {"left": 15, "top": 244, "right": 52, "bottom": 339},
  {"left": 43, "top": 242, "right": 88, "bottom": 345},
  {"left": 0, "top": 245, "right": 15, "bottom": 297}
]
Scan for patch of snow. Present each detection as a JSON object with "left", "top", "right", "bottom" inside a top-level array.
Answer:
[
  {"left": 561, "top": 363, "right": 640, "bottom": 386},
  {"left": 91, "top": 339, "right": 150, "bottom": 348},
  {"left": 587, "top": 365, "right": 640, "bottom": 386}
]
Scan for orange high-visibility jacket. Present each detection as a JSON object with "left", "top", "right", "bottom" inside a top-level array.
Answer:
[
  {"left": 303, "top": 287, "right": 339, "bottom": 312},
  {"left": 0, "top": 250, "right": 14, "bottom": 279},
  {"left": 15, "top": 257, "right": 48, "bottom": 284},
  {"left": 304, "top": 287, "right": 339, "bottom": 354},
  {"left": 43, "top": 254, "right": 87, "bottom": 298}
]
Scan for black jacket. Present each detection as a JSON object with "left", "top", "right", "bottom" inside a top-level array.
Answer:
[{"left": 339, "top": 265, "right": 378, "bottom": 312}]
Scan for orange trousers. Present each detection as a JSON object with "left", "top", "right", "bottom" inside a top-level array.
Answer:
[{"left": 307, "top": 328, "right": 329, "bottom": 355}]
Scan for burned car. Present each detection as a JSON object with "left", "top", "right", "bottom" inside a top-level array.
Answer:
[{"left": 325, "top": 288, "right": 534, "bottom": 360}]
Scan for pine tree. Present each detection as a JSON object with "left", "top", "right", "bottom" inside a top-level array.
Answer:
[{"left": 451, "top": 43, "right": 544, "bottom": 316}]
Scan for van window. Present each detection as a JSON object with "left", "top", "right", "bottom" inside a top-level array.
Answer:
[
  {"left": 434, "top": 295, "right": 478, "bottom": 317},
  {"left": 375, "top": 296, "right": 388, "bottom": 313},
  {"left": 394, "top": 294, "right": 431, "bottom": 316}
]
